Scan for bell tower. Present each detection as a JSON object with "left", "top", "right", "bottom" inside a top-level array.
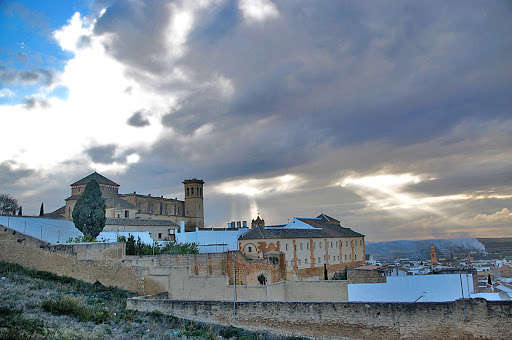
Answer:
[
  {"left": 183, "top": 178, "right": 205, "bottom": 227},
  {"left": 430, "top": 244, "right": 438, "bottom": 265}
]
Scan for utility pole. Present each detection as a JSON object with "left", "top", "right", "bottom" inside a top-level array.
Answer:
[
  {"left": 116, "top": 227, "right": 119, "bottom": 271},
  {"left": 459, "top": 266, "right": 467, "bottom": 322},
  {"left": 232, "top": 252, "right": 236, "bottom": 319}
]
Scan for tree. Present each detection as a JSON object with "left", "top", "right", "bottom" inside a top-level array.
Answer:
[
  {"left": 39, "top": 202, "right": 44, "bottom": 216},
  {"left": 488, "top": 274, "right": 492, "bottom": 285},
  {"left": 18, "top": 206, "right": 22, "bottom": 216},
  {"left": 0, "top": 194, "right": 19, "bottom": 215},
  {"left": 72, "top": 180, "right": 106, "bottom": 238}
]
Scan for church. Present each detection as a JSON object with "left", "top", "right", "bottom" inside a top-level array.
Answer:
[{"left": 53, "top": 172, "right": 205, "bottom": 229}]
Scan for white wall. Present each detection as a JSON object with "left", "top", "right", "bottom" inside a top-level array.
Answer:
[
  {"left": 348, "top": 274, "right": 474, "bottom": 302},
  {"left": 176, "top": 226, "right": 249, "bottom": 253}
]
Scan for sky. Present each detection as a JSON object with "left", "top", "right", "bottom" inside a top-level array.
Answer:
[{"left": 1, "top": 0, "right": 511, "bottom": 242}]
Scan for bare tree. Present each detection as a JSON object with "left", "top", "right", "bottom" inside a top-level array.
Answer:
[{"left": 0, "top": 194, "right": 19, "bottom": 215}]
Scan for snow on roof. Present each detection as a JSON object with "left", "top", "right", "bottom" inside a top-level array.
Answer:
[
  {"left": 348, "top": 274, "right": 474, "bottom": 302},
  {"left": 0, "top": 216, "right": 83, "bottom": 244}
]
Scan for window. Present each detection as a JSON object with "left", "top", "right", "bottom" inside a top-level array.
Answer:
[
  {"left": 79, "top": 188, "right": 81, "bottom": 192},
  {"left": 285, "top": 244, "right": 288, "bottom": 251},
  {"left": 319, "top": 242, "right": 322, "bottom": 249},
  {"left": 124, "top": 210, "right": 129, "bottom": 218},
  {"left": 350, "top": 254, "right": 352, "bottom": 260},
  {"left": 164, "top": 205, "right": 168, "bottom": 214},
  {"left": 158, "top": 233, "right": 162, "bottom": 239},
  {"left": 305, "top": 259, "right": 308, "bottom": 264},
  {"left": 330, "top": 241, "right": 333, "bottom": 248},
  {"left": 355, "top": 255, "right": 357, "bottom": 260},
  {"left": 346, "top": 241, "right": 348, "bottom": 247},
  {"left": 298, "top": 259, "right": 301, "bottom": 265},
  {"left": 345, "top": 255, "right": 347, "bottom": 260},
  {"left": 324, "top": 255, "right": 326, "bottom": 260},
  {"left": 360, "top": 240, "right": 362, "bottom": 246},
  {"left": 191, "top": 187, "right": 194, "bottom": 195},
  {"left": 187, "top": 188, "right": 189, "bottom": 196},
  {"left": 117, "top": 214, "right": 120, "bottom": 218},
  {"left": 300, "top": 243, "right": 303, "bottom": 250},
  {"left": 307, "top": 242, "right": 309, "bottom": 250},
  {"left": 150, "top": 204, "right": 154, "bottom": 213},
  {"left": 138, "top": 202, "right": 141, "bottom": 211},
  {"left": 200, "top": 188, "right": 202, "bottom": 196},
  {"left": 318, "top": 257, "right": 321, "bottom": 263},
  {"left": 249, "top": 247, "right": 252, "bottom": 252}
]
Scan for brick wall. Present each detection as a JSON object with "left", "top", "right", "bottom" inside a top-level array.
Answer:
[
  {"left": 228, "top": 252, "right": 287, "bottom": 285},
  {"left": 127, "top": 297, "right": 512, "bottom": 339}
]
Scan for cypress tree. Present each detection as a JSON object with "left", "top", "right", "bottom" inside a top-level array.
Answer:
[
  {"left": 72, "top": 179, "right": 106, "bottom": 238},
  {"left": 39, "top": 203, "right": 44, "bottom": 216},
  {"left": 18, "top": 206, "right": 22, "bottom": 216}
]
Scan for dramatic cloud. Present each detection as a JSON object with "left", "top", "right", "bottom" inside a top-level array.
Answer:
[{"left": 0, "top": 1, "right": 511, "bottom": 241}]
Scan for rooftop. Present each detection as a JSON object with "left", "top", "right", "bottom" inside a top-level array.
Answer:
[{"left": 71, "top": 172, "right": 119, "bottom": 187}]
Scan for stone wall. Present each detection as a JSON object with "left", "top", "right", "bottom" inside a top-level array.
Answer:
[
  {"left": 0, "top": 227, "right": 165, "bottom": 295},
  {"left": 127, "top": 297, "right": 512, "bottom": 339},
  {"left": 348, "top": 266, "right": 386, "bottom": 284}
]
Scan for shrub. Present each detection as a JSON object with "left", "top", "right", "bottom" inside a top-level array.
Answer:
[{"left": 41, "top": 296, "right": 111, "bottom": 324}]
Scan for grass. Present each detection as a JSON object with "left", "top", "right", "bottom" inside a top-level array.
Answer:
[{"left": 0, "top": 261, "right": 305, "bottom": 339}]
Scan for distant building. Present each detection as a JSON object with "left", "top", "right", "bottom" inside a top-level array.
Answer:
[
  {"left": 239, "top": 213, "right": 365, "bottom": 278},
  {"left": 53, "top": 172, "right": 205, "bottom": 230},
  {"left": 431, "top": 244, "right": 438, "bottom": 265}
]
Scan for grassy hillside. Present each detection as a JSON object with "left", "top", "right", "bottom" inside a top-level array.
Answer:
[{"left": 0, "top": 262, "right": 301, "bottom": 340}]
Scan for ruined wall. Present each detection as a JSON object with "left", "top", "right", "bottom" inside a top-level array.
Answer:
[
  {"left": 227, "top": 252, "right": 287, "bottom": 285},
  {"left": 128, "top": 297, "right": 512, "bottom": 340},
  {"left": 0, "top": 227, "right": 165, "bottom": 295}
]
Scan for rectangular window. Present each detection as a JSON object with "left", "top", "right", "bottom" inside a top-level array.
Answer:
[
  {"left": 249, "top": 247, "right": 252, "bottom": 252},
  {"left": 305, "top": 259, "right": 308, "bottom": 264},
  {"left": 300, "top": 243, "right": 303, "bottom": 250},
  {"left": 318, "top": 257, "right": 321, "bottom": 263},
  {"left": 307, "top": 242, "right": 309, "bottom": 250},
  {"left": 345, "top": 255, "right": 347, "bottom": 260},
  {"left": 298, "top": 259, "right": 301, "bottom": 265},
  {"left": 158, "top": 233, "right": 162, "bottom": 239},
  {"left": 319, "top": 242, "right": 322, "bottom": 249},
  {"left": 355, "top": 255, "right": 357, "bottom": 260},
  {"left": 285, "top": 244, "right": 288, "bottom": 251},
  {"left": 330, "top": 241, "right": 333, "bottom": 248},
  {"left": 164, "top": 204, "right": 168, "bottom": 214},
  {"left": 346, "top": 241, "right": 348, "bottom": 247},
  {"left": 124, "top": 210, "right": 129, "bottom": 218}
]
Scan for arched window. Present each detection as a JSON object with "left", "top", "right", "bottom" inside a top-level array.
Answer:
[
  {"left": 187, "top": 188, "right": 189, "bottom": 196},
  {"left": 191, "top": 187, "right": 194, "bottom": 195}
]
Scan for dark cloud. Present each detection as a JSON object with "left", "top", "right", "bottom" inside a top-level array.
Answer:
[
  {"left": 85, "top": 144, "right": 137, "bottom": 164},
  {"left": 86, "top": 144, "right": 118, "bottom": 164},
  {"left": 0, "top": 161, "right": 35, "bottom": 185},
  {"left": 0, "top": 66, "right": 56, "bottom": 86},
  {"left": 127, "top": 111, "right": 150, "bottom": 127},
  {"left": 24, "top": 96, "right": 50, "bottom": 109}
]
